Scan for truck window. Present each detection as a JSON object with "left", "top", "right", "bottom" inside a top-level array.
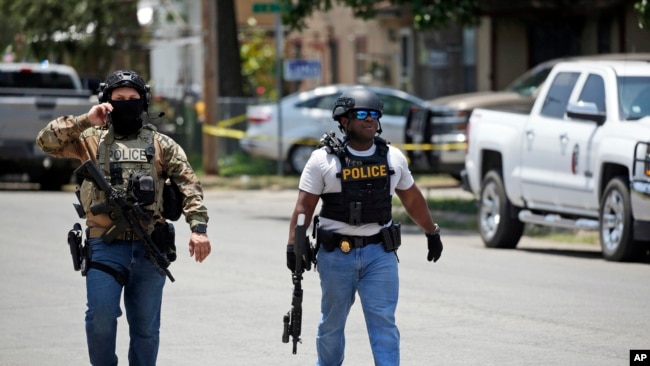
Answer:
[
  {"left": 0, "top": 71, "right": 76, "bottom": 89},
  {"left": 540, "top": 72, "right": 580, "bottom": 119},
  {"left": 621, "top": 76, "right": 650, "bottom": 120},
  {"left": 578, "top": 74, "right": 606, "bottom": 113}
]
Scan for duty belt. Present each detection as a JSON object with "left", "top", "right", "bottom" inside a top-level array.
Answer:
[
  {"left": 320, "top": 230, "right": 383, "bottom": 253},
  {"left": 88, "top": 227, "right": 139, "bottom": 241}
]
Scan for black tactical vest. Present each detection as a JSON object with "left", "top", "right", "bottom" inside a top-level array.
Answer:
[{"left": 319, "top": 137, "right": 394, "bottom": 225}]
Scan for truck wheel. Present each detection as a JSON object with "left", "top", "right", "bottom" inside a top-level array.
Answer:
[
  {"left": 478, "top": 170, "right": 524, "bottom": 248},
  {"left": 599, "top": 177, "right": 642, "bottom": 261}
]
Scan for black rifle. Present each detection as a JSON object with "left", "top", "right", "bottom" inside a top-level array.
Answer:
[
  {"left": 282, "top": 213, "right": 312, "bottom": 354},
  {"left": 74, "top": 159, "right": 175, "bottom": 282}
]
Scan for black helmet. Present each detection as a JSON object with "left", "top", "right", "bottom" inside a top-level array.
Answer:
[
  {"left": 97, "top": 70, "right": 150, "bottom": 110},
  {"left": 332, "top": 87, "right": 383, "bottom": 122}
]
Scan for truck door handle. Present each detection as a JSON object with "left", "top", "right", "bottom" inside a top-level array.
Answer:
[
  {"left": 526, "top": 129, "right": 534, "bottom": 140},
  {"left": 559, "top": 133, "right": 569, "bottom": 144}
]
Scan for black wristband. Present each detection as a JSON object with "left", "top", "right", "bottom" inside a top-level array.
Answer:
[{"left": 192, "top": 224, "right": 207, "bottom": 233}]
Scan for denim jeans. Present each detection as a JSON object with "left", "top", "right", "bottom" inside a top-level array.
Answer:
[
  {"left": 316, "top": 242, "right": 400, "bottom": 366},
  {"left": 85, "top": 238, "right": 166, "bottom": 366}
]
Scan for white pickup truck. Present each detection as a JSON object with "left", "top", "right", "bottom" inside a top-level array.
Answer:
[
  {"left": 0, "top": 62, "right": 95, "bottom": 190},
  {"left": 462, "top": 60, "right": 650, "bottom": 262}
]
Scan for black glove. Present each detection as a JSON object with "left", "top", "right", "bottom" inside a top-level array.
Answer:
[
  {"left": 286, "top": 245, "right": 305, "bottom": 273},
  {"left": 426, "top": 225, "right": 443, "bottom": 263}
]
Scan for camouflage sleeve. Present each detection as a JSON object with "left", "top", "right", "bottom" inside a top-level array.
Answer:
[
  {"left": 36, "top": 114, "right": 98, "bottom": 161},
  {"left": 157, "top": 132, "right": 209, "bottom": 228}
]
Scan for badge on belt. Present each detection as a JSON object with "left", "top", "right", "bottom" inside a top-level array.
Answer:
[{"left": 339, "top": 239, "right": 351, "bottom": 253}]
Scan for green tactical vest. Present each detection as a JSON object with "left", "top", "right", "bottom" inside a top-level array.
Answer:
[{"left": 80, "top": 125, "right": 165, "bottom": 232}]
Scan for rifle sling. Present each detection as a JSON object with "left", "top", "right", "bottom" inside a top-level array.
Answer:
[{"left": 88, "top": 261, "right": 128, "bottom": 286}]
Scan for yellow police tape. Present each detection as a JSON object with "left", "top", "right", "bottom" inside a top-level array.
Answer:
[{"left": 202, "top": 114, "right": 467, "bottom": 152}]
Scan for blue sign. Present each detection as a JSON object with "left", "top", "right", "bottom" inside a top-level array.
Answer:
[{"left": 283, "top": 59, "right": 321, "bottom": 81}]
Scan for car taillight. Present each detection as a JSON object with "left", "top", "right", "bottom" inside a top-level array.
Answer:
[{"left": 248, "top": 114, "right": 271, "bottom": 123}]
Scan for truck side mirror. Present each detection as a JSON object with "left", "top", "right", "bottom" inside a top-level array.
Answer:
[{"left": 566, "top": 101, "right": 606, "bottom": 125}]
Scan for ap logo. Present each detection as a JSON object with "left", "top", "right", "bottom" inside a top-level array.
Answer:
[{"left": 631, "top": 350, "right": 650, "bottom": 365}]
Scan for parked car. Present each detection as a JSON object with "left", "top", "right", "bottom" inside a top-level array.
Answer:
[
  {"left": 406, "top": 53, "right": 650, "bottom": 179},
  {"left": 240, "top": 84, "right": 428, "bottom": 173}
]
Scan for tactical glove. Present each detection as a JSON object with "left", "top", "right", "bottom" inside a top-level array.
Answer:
[
  {"left": 426, "top": 224, "right": 443, "bottom": 263},
  {"left": 286, "top": 245, "right": 305, "bottom": 273}
]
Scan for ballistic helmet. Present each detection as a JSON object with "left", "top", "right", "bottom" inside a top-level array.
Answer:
[
  {"left": 97, "top": 70, "right": 151, "bottom": 110},
  {"left": 332, "top": 87, "right": 383, "bottom": 122}
]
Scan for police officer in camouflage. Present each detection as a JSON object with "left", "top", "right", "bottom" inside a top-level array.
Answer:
[
  {"left": 286, "top": 86, "right": 443, "bottom": 366},
  {"left": 36, "top": 70, "right": 211, "bottom": 366}
]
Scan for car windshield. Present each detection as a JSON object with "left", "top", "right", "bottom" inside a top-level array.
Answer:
[
  {"left": 618, "top": 76, "right": 650, "bottom": 120},
  {"left": 504, "top": 66, "right": 554, "bottom": 96}
]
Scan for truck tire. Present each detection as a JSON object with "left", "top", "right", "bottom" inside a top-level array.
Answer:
[
  {"left": 478, "top": 170, "right": 524, "bottom": 248},
  {"left": 599, "top": 177, "right": 642, "bottom": 261}
]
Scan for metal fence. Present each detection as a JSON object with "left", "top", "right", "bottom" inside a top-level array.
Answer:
[{"left": 149, "top": 95, "right": 268, "bottom": 157}]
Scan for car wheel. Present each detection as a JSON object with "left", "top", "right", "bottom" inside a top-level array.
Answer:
[
  {"left": 478, "top": 170, "right": 524, "bottom": 248},
  {"left": 599, "top": 177, "right": 643, "bottom": 261},
  {"left": 288, "top": 144, "right": 316, "bottom": 173}
]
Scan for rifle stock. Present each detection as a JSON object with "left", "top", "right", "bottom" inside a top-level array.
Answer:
[{"left": 73, "top": 159, "right": 175, "bottom": 282}]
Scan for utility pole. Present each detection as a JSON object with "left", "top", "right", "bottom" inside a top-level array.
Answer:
[{"left": 202, "top": 0, "right": 219, "bottom": 175}]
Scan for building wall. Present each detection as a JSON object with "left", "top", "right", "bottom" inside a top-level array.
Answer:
[{"left": 150, "top": 1, "right": 650, "bottom": 100}]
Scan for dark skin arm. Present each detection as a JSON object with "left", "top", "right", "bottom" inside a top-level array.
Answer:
[
  {"left": 287, "top": 190, "right": 321, "bottom": 246},
  {"left": 395, "top": 183, "right": 437, "bottom": 234}
]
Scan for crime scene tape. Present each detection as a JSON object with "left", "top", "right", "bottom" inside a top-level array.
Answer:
[{"left": 202, "top": 114, "right": 467, "bottom": 152}]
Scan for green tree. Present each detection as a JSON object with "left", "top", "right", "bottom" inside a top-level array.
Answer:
[
  {"left": 240, "top": 24, "right": 276, "bottom": 99},
  {"left": 279, "top": 0, "right": 480, "bottom": 30},
  {"left": 0, "top": 0, "right": 145, "bottom": 78},
  {"left": 280, "top": 0, "right": 650, "bottom": 32}
]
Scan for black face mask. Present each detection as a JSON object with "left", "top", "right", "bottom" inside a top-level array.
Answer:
[{"left": 109, "top": 99, "right": 144, "bottom": 136}]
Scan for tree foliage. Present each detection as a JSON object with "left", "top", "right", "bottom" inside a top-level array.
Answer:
[
  {"left": 279, "top": 0, "right": 650, "bottom": 32},
  {"left": 279, "top": 0, "right": 481, "bottom": 31},
  {"left": 0, "top": 0, "right": 144, "bottom": 77},
  {"left": 635, "top": 0, "right": 650, "bottom": 29}
]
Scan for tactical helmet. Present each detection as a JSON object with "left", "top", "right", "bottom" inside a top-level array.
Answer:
[
  {"left": 332, "top": 87, "right": 384, "bottom": 122},
  {"left": 97, "top": 70, "right": 150, "bottom": 110}
]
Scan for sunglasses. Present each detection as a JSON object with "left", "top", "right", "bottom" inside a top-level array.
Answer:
[{"left": 352, "top": 110, "right": 380, "bottom": 119}]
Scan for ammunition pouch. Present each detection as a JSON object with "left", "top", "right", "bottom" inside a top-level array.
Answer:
[
  {"left": 380, "top": 222, "right": 401, "bottom": 252},
  {"left": 162, "top": 179, "right": 183, "bottom": 221},
  {"left": 151, "top": 221, "right": 177, "bottom": 264}
]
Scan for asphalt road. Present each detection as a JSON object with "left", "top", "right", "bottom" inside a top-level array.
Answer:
[{"left": 0, "top": 188, "right": 648, "bottom": 366}]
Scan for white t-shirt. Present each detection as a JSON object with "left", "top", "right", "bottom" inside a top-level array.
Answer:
[{"left": 299, "top": 142, "right": 414, "bottom": 236}]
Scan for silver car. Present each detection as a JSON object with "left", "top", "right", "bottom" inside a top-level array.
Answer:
[{"left": 240, "top": 84, "right": 428, "bottom": 173}]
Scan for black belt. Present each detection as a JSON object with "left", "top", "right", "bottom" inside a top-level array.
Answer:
[
  {"left": 88, "top": 227, "right": 139, "bottom": 241},
  {"left": 328, "top": 232, "right": 383, "bottom": 253}
]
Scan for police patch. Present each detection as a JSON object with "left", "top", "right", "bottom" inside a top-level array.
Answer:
[
  {"left": 341, "top": 163, "right": 388, "bottom": 182},
  {"left": 109, "top": 147, "right": 149, "bottom": 162}
]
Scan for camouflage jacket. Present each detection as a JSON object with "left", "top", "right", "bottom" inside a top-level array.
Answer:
[{"left": 36, "top": 113, "right": 209, "bottom": 230}]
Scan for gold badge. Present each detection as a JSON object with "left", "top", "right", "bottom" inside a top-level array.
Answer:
[{"left": 340, "top": 240, "right": 351, "bottom": 253}]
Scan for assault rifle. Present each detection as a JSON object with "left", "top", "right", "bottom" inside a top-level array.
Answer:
[
  {"left": 282, "top": 213, "right": 312, "bottom": 354},
  {"left": 74, "top": 159, "right": 175, "bottom": 282}
]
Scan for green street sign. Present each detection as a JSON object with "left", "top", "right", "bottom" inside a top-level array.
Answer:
[{"left": 252, "top": 2, "right": 288, "bottom": 13}]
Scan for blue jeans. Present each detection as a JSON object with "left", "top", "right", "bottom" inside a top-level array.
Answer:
[
  {"left": 316, "top": 242, "right": 400, "bottom": 366},
  {"left": 85, "top": 238, "right": 166, "bottom": 366}
]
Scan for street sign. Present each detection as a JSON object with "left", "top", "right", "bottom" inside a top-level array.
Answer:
[
  {"left": 283, "top": 59, "right": 322, "bottom": 81},
  {"left": 252, "top": 2, "right": 288, "bottom": 13}
]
